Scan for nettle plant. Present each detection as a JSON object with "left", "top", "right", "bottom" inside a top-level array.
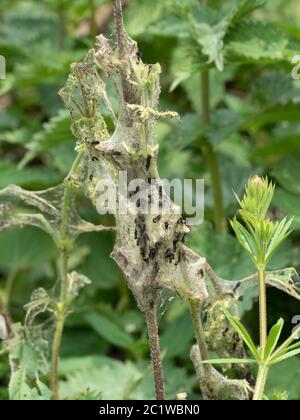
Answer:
[{"left": 0, "top": 0, "right": 300, "bottom": 401}]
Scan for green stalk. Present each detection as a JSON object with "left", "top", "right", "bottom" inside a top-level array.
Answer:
[
  {"left": 58, "top": 6, "right": 66, "bottom": 51},
  {"left": 201, "top": 71, "right": 210, "bottom": 126},
  {"left": 50, "top": 243, "right": 69, "bottom": 400},
  {"left": 4, "top": 269, "right": 17, "bottom": 306},
  {"left": 50, "top": 317, "right": 64, "bottom": 400},
  {"left": 258, "top": 266, "right": 267, "bottom": 350},
  {"left": 200, "top": 70, "right": 226, "bottom": 234},
  {"left": 253, "top": 364, "right": 269, "bottom": 401},
  {"left": 252, "top": 267, "right": 268, "bottom": 401},
  {"left": 50, "top": 151, "right": 84, "bottom": 400},
  {"left": 89, "top": 0, "right": 97, "bottom": 43}
]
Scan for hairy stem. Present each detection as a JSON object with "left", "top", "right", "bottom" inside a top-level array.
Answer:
[
  {"left": 145, "top": 305, "right": 165, "bottom": 400},
  {"left": 50, "top": 250, "right": 68, "bottom": 400},
  {"left": 258, "top": 266, "right": 267, "bottom": 350},
  {"left": 253, "top": 364, "right": 268, "bottom": 401},
  {"left": 89, "top": 0, "right": 97, "bottom": 42},
  {"left": 50, "top": 152, "right": 84, "bottom": 400},
  {"left": 50, "top": 307, "right": 65, "bottom": 400},
  {"left": 201, "top": 70, "right": 226, "bottom": 234}
]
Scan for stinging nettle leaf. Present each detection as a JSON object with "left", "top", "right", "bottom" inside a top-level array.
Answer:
[{"left": 84, "top": 312, "right": 134, "bottom": 350}]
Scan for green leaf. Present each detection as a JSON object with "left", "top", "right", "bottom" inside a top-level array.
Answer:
[
  {"left": 0, "top": 227, "right": 55, "bottom": 270},
  {"left": 160, "top": 312, "right": 194, "bottom": 358},
  {"left": 252, "top": 71, "right": 300, "bottom": 107},
  {"left": 223, "top": 307, "right": 260, "bottom": 360},
  {"left": 266, "top": 357, "right": 300, "bottom": 400},
  {"left": 225, "top": 20, "right": 299, "bottom": 65},
  {"left": 265, "top": 217, "right": 294, "bottom": 263},
  {"left": 202, "top": 358, "right": 257, "bottom": 364},
  {"left": 269, "top": 348, "right": 300, "bottom": 365},
  {"left": 8, "top": 338, "right": 51, "bottom": 400},
  {"left": 189, "top": 0, "right": 267, "bottom": 71},
  {"left": 166, "top": 113, "right": 201, "bottom": 150},
  {"left": 9, "top": 368, "right": 37, "bottom": 400},
  {"left": 273, "top": 189, "right": 300, "bottom": 230},
  {"left": 228, "top": 0, "right": 267, "bottom": 22},
  {"left": 19, "top": 110, "right": 73, "bottom": 167},
  {"left": 204, "top": 109, "right": 240, "bottom": 147},
  {"left": 125, "top": 0, "right": 164, "bottom": 37},
  {"left": 78, "top": 232, "right": 119, "bottom": 290},
  {"left": 284, "top": 341, "right": 300, "bottom": 353},
  {"left": 60, "top": 358, "right": 143, "bottom": 400},
  {"left": 84, "top": 312, "right": 134, "bottom": 349},
  {"left": 230, "top": 217, "right": 258, "bottom": 262},
  {"left": 59, "top": 356, "right": 193, "bottom": 400},
  {"left": 272, "top": 153, "right": 300, "bottom": 196},
  {"left": 191, "top": 21, "right": 226, "bottom": 71},
  {"left": 264, "top": 318, "right": 284, "bottom": 360},
  {"left": 0, "top": 161, "right": 61, "bottom": 189}
]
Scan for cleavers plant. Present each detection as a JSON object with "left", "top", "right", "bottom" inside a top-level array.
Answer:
[{"left": 204, "top": 176, "right": 300, "bottom": 400}]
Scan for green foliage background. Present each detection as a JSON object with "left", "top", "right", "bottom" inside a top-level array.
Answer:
[{"left": 0, "top": 0, "right": 300, "bottom": 400}]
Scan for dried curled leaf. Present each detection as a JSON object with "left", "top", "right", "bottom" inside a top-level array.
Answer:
[
  {"left": 225, "top": 267, "right": 300, "bottom": 301},
  {"left": 266, "top": 268, "right": 300, "bottom": 300},
  {"left": 66, "top": 271, "right": 91, "bottom": 304},
  {"left": 0, "top": 184, "right": 111, "bottom": 244}
]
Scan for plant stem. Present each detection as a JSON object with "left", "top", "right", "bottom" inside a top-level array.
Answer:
[
  {"left": 58, "top": 6, "right": 66, "bottom": 51},
  {"left": 50, "top": 250, "right": 68, "bottom": 400},
  {"left": 201, "top": 71, "right": 210, "bottom": 126},
  {"left": 4, "top": 269, "right": 17, "bottom": 306},
  {"left": 50, "top": 310, "right": 65, "bottom": 400},
  {"left": 89, "top": 0, "right": 97, "bottom": 42},
  {"left": 144, "top": 305, "right": 165, "bottom": 400},
  {"left": 200, "top": 70, "right": 226, "bottom": 234},
  {"left": 253, "top": 364, "right": 269, "bottom": 400},
  {"left": 189, "top": 300, "right": 210, "bottom": 377},
  {"left": 258, "top": 266, "right": 267, "bottom": 350},
  {"left": 50, "top": 151, "right": 84, "bottom": 400}
]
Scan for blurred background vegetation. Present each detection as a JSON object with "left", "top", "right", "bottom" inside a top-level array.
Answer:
[{"left": 0, "top": 0, "right": 300, "bottom": 400}]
